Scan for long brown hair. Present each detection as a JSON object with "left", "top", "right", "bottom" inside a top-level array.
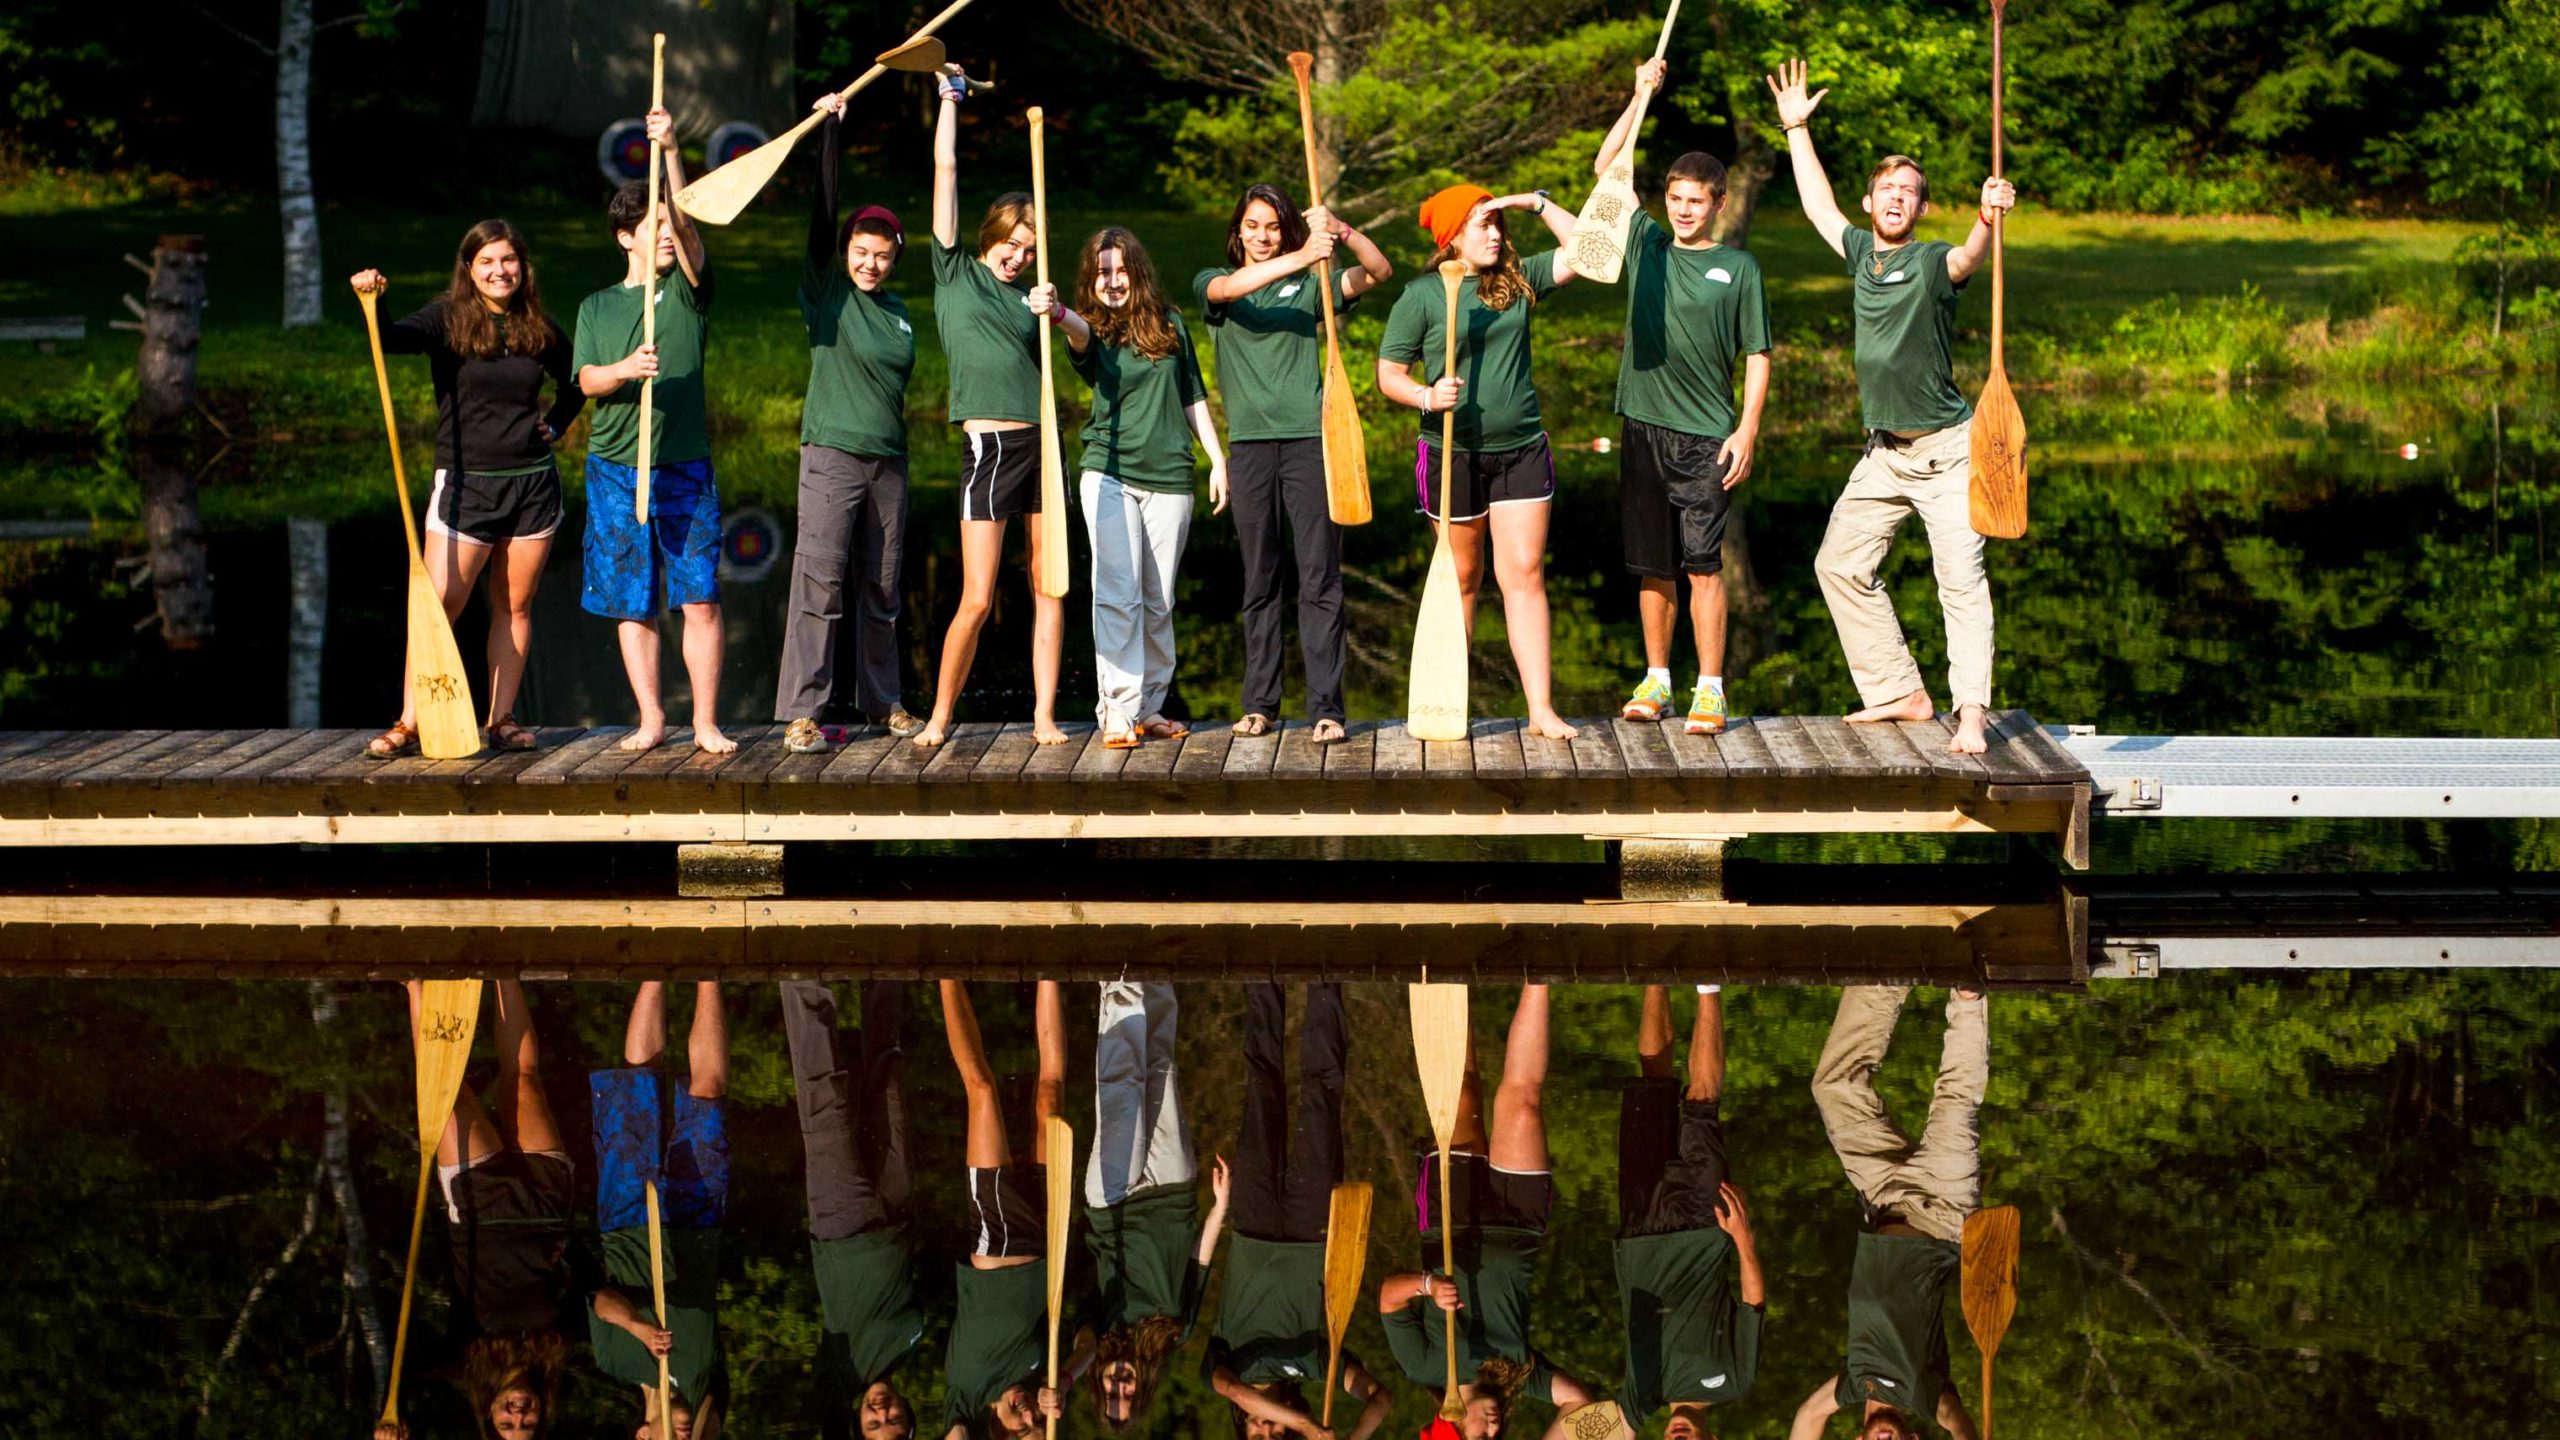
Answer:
[
  {"left": 978, "top": 192, "right": 1037, "bottom": 258},
  {"left": 460, "top": 1330, "right": 566, "bottom": 1440},
  {"left": 1223, "top": 183, "right": 1309, "bottom": 267},
  {"left": 438, "top": 219, "right": 556, "bottom": 361},
  {"left": 1427, "top": 210, "right": 1534, "bottom": 313},
  {"left": 1076, "top": 227, "right": 1181, "bottom": 362},
  {"left": 1092, "top": 1315, "right": 1187, "bottom": 1432}
]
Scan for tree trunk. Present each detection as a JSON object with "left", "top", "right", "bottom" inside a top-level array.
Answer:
[
  {"left": 1312, "top": 0, "right": 1345, "bottom": 197},
  {"left": 276, "top": 0, "right": 322, "bottom": 329},
  {"left": 131, "top": 235, "right": 216, "bottom": 648},
  {"left": 309, "top": 981, "right": 392, "bottom": 1409},
  {"left": 287, "top": 517, "right": 329, "bottom": 727},
  {"left": 1709, "top": 36, "right": 1775, "bottom": 250},
  {"left": 1718, "top": 500, "right": 1773, "bottom": 676},
  {"left": 137, "top": 453, "right": 216, "bottom": 648},
  {"left": 132, "top": 237, "right": 208, "bottom": 432}
]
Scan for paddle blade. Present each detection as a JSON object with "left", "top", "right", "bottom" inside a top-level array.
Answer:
[
  {"left": 1320, "top": 345, "right": 1372, "bottom": 525},
  {"left": 410, "top": 979, "right": 484, "bottom": 1150},
  {"left": 1961, "top": 1203, "right": 2022, "bottom": 1357},
  {"left": 1407, "top": 983, "right": 1470, "bottom": 1144},
  {"left": 1968, "top": 368, "right": 2028, "bottom": 539},
  {"left": 675, "top": 110, "right": 820, "bottom": 225},
  {"left": 877, "top": 34, "right": 947, "bottom": 70},
  {"left": 1405, "top": 537, "right": 1469, "bottom": 741},
  {"left": 1557, "top": 1400, "right": 1630, "bottom": 1440},
  {"left": 1322, "top": 1182, "right": 1374, "bottom": 1343},
  {"left": 405, "top": 570, "right": 481, "bottom": 760},
  {"left": 1566, "top": 170, "right": 1641, "bottom": 284}
]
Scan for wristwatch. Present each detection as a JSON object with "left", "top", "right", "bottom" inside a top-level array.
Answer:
[{"left": 1532, "top": 189, "right": 1551, "bottom": 215}]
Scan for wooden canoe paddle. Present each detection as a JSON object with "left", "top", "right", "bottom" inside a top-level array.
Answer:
[
  {"left": 647, "top": 1180, "right": 674, "bottom": 1440},
  {"left": 1043, "top": 1113, "right": 1075, "bottom": 1440},
  {"left": 379, "top": 979, "right": 483, "bottom": 1431},
  {"left": 353, "top": 285, "right": 481, "bottom": 761},
  {"left": 1405, "top": 262, "right": 1470, "bottom": 743},
  {"left": 1961, "top": 1203, "right": 2022, "bottom": 1439},
  {"left": 675, "top": 0, "right": 982, "bottom": 224},
  {"left": 1565, "top": 0, "right": 1683, "bottom": 284},
  {"left": 1407, "top": 981, "right": 1470, "bottom": 1420},
  {"left": 1286, "top": 51, "right": 1372, "bottom": 527},
  {"left": 1968, "top": 0, "right": 2027, "bottom": 539},
  {"left": 635, "top": 32, "right": 665, "bottom": 529},
  {"left": 1319, "top": 1181, "right": 1375, "bottom": 1427},
  {"left": 1027, "top": 107, "right": 1071, "bottom": 600}
]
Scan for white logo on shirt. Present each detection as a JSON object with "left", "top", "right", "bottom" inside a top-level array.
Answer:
[
  {"left": 1706, "top": 267, "right": 1732, "bottom": 284},
  {"left": 1702, "top": 1374, "right": 1728, "bottom": 1389},
  {"left": 896, "top": 319, "right": 913, "bottom": 333},
  {"left": 1883, "top": 270, "right": 1910, "bottom": 284},
  {"left": 1278, "top": 283, "right": 1303, "bottom": 299}
]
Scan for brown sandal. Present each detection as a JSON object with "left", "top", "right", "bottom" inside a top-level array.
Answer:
[
  {"left": 1138, "top": 715, "right": 1190, "bottom": 740},
  {"left": 486, "top": 714, "right": 538, "bottom": 751},
  {"left": 1231, "top": 713, "right": 1272, "bottom": 738},
  {"left": 364, "top": 720, "right": 418, "bottom": 760}
]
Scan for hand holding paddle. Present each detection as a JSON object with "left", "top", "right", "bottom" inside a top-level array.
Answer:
[
  {"left": 380, "top": 980, "right": 484, "bottom": 1429},
  {"left": 1566, "top": 0, "right": 1682, "bottom": 283},
  {"left": 675, "top": 0, "right": 985, "bottom": 223},
  {"left": 1288, "top": 52, "right": 1373, "bottom": 526},
  {"left": 1968, "top": 0, "right": 2028, "bottom": 539},
  {"left": 353, "top": 284, "right": 480, "bottom": 761},
  {"left": 1028, "top": 108, "right": 1071, "bottom": 600},
  {"left": 1405, "top": 264, "right": 1471, "bottom": 743},
  {"left": 1962, "top": 1204, "right": 2022, "bottom": 1439}
]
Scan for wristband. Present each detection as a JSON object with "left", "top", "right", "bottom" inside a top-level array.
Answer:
[
  {"left": 1533, "top": 188, "right": 1551, "bottom": 215},
  {"left": 1980, "top": 207, "right": 1998, "bottom": 226},
  {"left": 1782, "top": 120, "right": 1808, "bottom": 133}
]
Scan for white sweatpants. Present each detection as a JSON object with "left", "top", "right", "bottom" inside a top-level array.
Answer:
[{"left": 1081, "top": 471, "right": 1193, "bottom": 732}]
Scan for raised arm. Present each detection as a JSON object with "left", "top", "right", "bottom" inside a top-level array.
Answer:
[
  {"left": 649, "top": 108, "right": 706, "bottom": 286},
  {"left": 931, "top": 70, "right": 965, "bottom": 251},
  {"left": 1213, "top": 1365, "right": 1327, "bottom": 1438},
  {"left": 1335, "top": 215, "right": 1392, "bottom": 300},
  {"left": 1766, "top": 60, "right": 1851, "bottom": 258},
  {"left": 1592, "top": 58, "right": 1669, "bottom": 178},
  {"left": 1204, "top": 223, "right": 1335, "bottom": 304},
  {"left": 1786, "top": 1375, "right": 1842, "bottom": 1440},
  {"left": 807, "top": 100, "right": 846, "bottom": 287},
  {"left": 1944, "top": 176, "right": 2017, "bottom": 284},
  {"left": 1936, "top": 1381, "right": 1980, "bottom": 1440},
  {"left": 1343, "top": 1362, "right": 1393, "bottom": 1440},
  {"left": 1196, "top": 1153, "right": 1232, "bottom": 1261},
  {"left": 1718, "top": 1181, "right": 1767, "bottom": 1306},
  {"left": 1490, "top": 193, "right": 1578, "bottom": 286}
]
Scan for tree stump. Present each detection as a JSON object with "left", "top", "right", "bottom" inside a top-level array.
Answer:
[{"left": 131, "top": 235, "right": 215, "bottom": 648}]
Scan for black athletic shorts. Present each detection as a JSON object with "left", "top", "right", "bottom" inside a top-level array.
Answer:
[
  {"left": 961, "top": 427, "right": 1043, "bottom": 522},
  {"left": 1414, "top": 434, "right": 1556, "bottom": 523},
  {"left": 1619, "top": 418, "right": 1733, "bottom": 578},
  {"left": 1411, "top": 1140, "right": 1555, "bottom": 1235},
  {"left": 429, "top": 465, "right": 564, "bottom": 544},
  {"left": 966, "top": 1162, "right": 1047, "bottom": 1258},
  {"left": 1617, "top": 1078, "right": 1730, "bottom": 1239}
]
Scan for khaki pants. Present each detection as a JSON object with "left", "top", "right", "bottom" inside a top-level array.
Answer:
[
  {"left": 1081, "top": 471, "right": 1193, "bottom": 732},
  {"left": 1813, "top": 426, "right": 1995, "bottom": 710},
  {"left": 1811, "top": 985, "right": 1986, "bottom": 1244}
]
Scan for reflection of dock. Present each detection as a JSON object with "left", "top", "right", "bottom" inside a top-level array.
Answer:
[{"left": 0, "top": 712, "right": 2093, "bottom": 861}]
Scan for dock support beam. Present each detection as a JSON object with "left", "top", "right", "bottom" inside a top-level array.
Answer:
[
  {"left": 677, "top": 842, "right": 784, "bottom": 898},
  {"left": 1618, "top": 838, "right": 1736, "bottom": 902}
]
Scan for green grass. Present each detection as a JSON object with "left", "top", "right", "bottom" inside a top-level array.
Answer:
[{"left": 0, "top": 186, "right": 2545, "bottom": 525}]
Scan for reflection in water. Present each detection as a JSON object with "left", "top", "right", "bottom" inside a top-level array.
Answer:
[{"left": 11, "top": 975, "right": 2550, "bottom": 1437}]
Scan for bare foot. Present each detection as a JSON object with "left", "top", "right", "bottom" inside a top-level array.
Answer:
[
  {"left": 911, "top": 718, "right": 949, "bottom": 750},
  {"left": 1847, "top": 688, "right": 1934, "bottom": 724},
  {"left": 694, "top": 724, "right": 738, "bottom": 755},
  {"left": 618, "top": 716, "right": 667, "bottom": 752},
  {"left": 1033, "top": 720, "right": 1071, "bottom": 746},
  {"left": 1526, "top": 711, "right": 1579, "bottom": 740},
  {"left": 1949, "top": 704, "right": 1988, "bottom": 755}
]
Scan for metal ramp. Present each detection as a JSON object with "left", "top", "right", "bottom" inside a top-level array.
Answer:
[{"left": 2056, "top": 731, "right": 2560, "bottom": 818}]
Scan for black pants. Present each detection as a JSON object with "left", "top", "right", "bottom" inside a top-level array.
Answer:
[
  {"left": 773, "top": 446, "right": 908, "bottom": 721},
  {"left": 1231, "top": 439, "right": 1347, "bottom": 725},
  {"left": 1234, "top": 982, "right": 1348, "bottom": 1241},
  {"left": 783, "top": 980, "right": 911, "bottom": 1242}
]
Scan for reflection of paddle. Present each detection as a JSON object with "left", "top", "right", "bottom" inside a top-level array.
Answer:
[
  {"left": 1564, "top": 0, "right": 1682, "bottom": 284},
  {"left": 1319, "top": 1181, "right": 1374, "bottom": 1427},
  {"left": 1286, "top": 51, "right": 1372, "bottom": 527},
  {"left": 1043, "top": 1114, "right": 1074, "bottom": 1440},
  {"left": 1961, "top": 1204, "right": 2021, "bottom": 1439},
  {"left": 1027, "top": 107, "right": 1070, "bottom": 600},
  {"left": 675, "top": 0, "right": 982, "bottom": 223},
  {"left": 1407, "top": 981, "right": 1470, "bottom": 1420},
  {"left": 647, "top": 1180, "right": 674, "bottom": 1440},
  {"left": 1968, "top": 0, "right": 2028, "bottom": 539},
  {"left": 1550, "top": 1399, "right": 1630, "bottom": 1440},
  {"left": 1405, "top": 263, "right": 1470, "bottom": 743},
  {"left": 353, "top": 286, "right": 481, "bottom": 761},
  {"left": 380, "top": 980, "right": 484, "bottom": 1430}
]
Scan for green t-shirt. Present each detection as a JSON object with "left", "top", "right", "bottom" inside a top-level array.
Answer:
[
  {"left": 1834, "top": 1231, "right": 1959, "bottom": 1420},
  {"left": 1377, "top": 253, "right": 1564, "bottom": 453},
  {"left": 573, "top": 264, "right": 716, "bottom": 466},
  {"left": 1085, "top": 1182, "right": 1210, "bottom": 1334},
  {"left": 590, "top": 1226, "right": 721, "bottom": 1402},
  {"left": 1206, "top": 1236, "right": 1328, "bottom": 1385},
  {"left": 945, "top": 1260, "right": 1046, "bottom": 1431},
  {"left": 813, "top": 1229, "right": 923, "bottom": 1393},
  {"left": 1840, "top": 227, "right": 1972, "bottom": 435},
  {"left": 1380, "top": 1226, "right": 1555, "bottom": 1392},
  {"left": 1615, "top": 1226, "right": 1764, "bottom": 1418},
  {"left": 1615, "top": 212, "right": 1771, "bottom": 440},
  {"left": 1069, "top": 313, "right": 1209, "bottom": 494},
  {"left": 1192, "top": 265, "right": 1360, "bottom": 442},
  {"left": 802, "top": 265, "right": 916, "bottom": 459},
  {"left": 932, "top": 240, "right": 1041, "bottom": 425}
]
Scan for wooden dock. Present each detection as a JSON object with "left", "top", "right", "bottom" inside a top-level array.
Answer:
[{"left": 0, "top": 711, "right": 2092, "bottom": 863}]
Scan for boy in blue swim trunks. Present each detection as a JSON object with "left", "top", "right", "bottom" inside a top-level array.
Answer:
[
  {"left": 574, "top": 103, "right": 735, "bottom": 756},
  {"left": 590, "top": 980, "right": 731, "bottom": 1437}
]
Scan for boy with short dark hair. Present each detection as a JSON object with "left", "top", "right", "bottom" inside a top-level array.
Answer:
[
  {"left": 1595, "top": 59, "right": 1772, "bottom": 736},
  {"left": 574, "top": 105, "right": 733, "bottom": 755}
]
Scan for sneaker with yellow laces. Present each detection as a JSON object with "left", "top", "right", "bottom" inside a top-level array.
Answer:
[
  {"left": 1621, "top": 674, "right": 1675, "bottom": 722},
  {"left": 1685, "top": 683, "right": 1728, "bottom": 735}
]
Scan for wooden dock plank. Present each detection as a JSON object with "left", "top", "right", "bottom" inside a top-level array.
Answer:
[
  {"left": 693, "top": 724, "right": 790, "bottom": 784},
  {"left": 1996, "top": 712, "right": 2089, "bottom": 783},
  {"left": 1120, "top": 726, "right": 1183, "bottom": 781},
  {"left": 1658, "top": 719, "right": 1726, "bottom": 777},
  {"left": 515, "top": 729, "right": 634, "bottom": 785},
  {"left": 1567, "top": 720, "right": 1624, "bottom": 777},
  {"left": 1071, "top": 727, "right": 1133, "bottom": 782},
  {"left": 0, "top": 731, "right": 71, "bottom": 770},
  {"left": 1846, "top": 719, "right": 1938, "bottom": 778},
  {"left": 1897, "top": 718, "right": 1987, "bottom": 778},
  {"left": 1473, "top": 719, "right": 1526, "bottom": 778},
  {"left": 568, "top": 731, "right": 657, "bottom": 780},
  {"left": 67, "top": 730, "right": 226, "bottom": 785},
  {"left": 7, "top": 730, "right": 167, "bottom": 784},
  {"left": 213, "top": 728, "right": 355, "bottom": 782},
  {"left": 820, "top": 728, "right": 901, "bottom": 783},
  {"left": 1225, "top": 725, "right": 1280, "bottom": 779},
  {"left": 1370, "top": 723, "right": 1423, "bottom": 779},
  {"left": 1973, "top": 711, "right": 2048, "bottom": 784},
  {"left": 452, "top": 729, "right": 588, "bottom": 784},
  {"left": 267, "top": 731, "right": 377, "bottom": 782},
  {"left": 1325, "top": 721, "right": 1378, "bottom": 780},
  {"left": 1170, "top": 726, "right": 1232, "bottom": 781},
  {"left": 168, "top": 729, "right": 304, "bottom": 781},
  {"left": 1750, "top": 717, "right": 1832, "bottom": 780},
  {"left": 1796, "top": 715, "right": 1889, "bottom": 778},
  {"left": 1519, "top": 722, "right": 1576, "bottom": 779},
  {"left": 922, "top": 722, "right": 1004, "bottom": 784},
  {"left": 974, "top": 723, "right": 1038, "bottom": 782},
  {"left": 1711, "top": 719, "right": 1781, "bottom": 779},
  {"left": 1020, "top": 724, "right": 1096, "bottom": 782},
  {"left": 1613, "top": 718, "right": 1678, "bottom": 777},
  {"left": 867, "top": 726, "right": 937, "bottom": 785},
  {"left": 1273, "top": 724, "right": 1326, "bottom": 781}
]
